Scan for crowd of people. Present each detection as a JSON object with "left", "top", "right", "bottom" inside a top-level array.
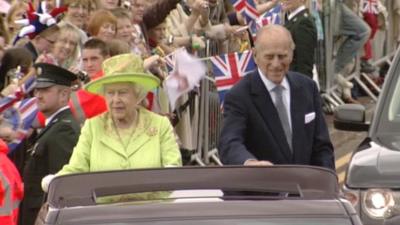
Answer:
[{"left": 0, "top": 0, "right": 398, "bottom": 224}]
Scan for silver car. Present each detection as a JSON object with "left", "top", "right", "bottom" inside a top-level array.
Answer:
[{"left": 334, "top": 48, "right": 400, "bottom": 224}]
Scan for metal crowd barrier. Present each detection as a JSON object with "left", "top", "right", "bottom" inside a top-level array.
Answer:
[
  {"left": 320, "top": 0, "right": 398, "bottom": 113},
  {"left": 183, "top": 0, "right": 400, "bottom": 165},
  {"left": 200, "top": 39, "right": 223, "bottom": 166},
  {"left": 181, "top": 39, "right": 223, "bottom": 166}
]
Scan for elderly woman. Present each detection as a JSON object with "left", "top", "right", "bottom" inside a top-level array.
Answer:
[
  {"left": 87, "top": 9, "right": 117, "bottom": 42},
  {"left": 55, "top": 53, "right": 181, "bottom": 176}
]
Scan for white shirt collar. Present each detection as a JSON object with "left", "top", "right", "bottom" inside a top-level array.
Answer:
[
  {"left": 288, "top": 5, "right": 306, "bottom": 21},
  {"left": 258, "top": 68, "right": 290, "bottom": 92},
  {"left": 45, "top": 106, "right": 70, "bottom": 126},
  {"left": 257, "top": 69, "right": 292, "bottom": 129}
]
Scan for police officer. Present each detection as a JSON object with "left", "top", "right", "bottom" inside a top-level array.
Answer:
[{"left": 20, "top": 63, "right": 80, "bottom": 225}]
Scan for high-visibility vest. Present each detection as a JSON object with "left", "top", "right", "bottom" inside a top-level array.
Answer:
[
  {"left": 37, "top": 90, "right": 108, "bottom": 127},
  {"left": 0, "top": 140, "right": 23, "bottom": 225},
  {"left": 69, "top": 90, "right": 107, "bottom": 124}
]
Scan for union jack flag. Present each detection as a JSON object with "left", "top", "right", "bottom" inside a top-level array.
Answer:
[
  {"left": 210, "top": 50, "right": 256, "bottom": 104},
  {"left": 164, "top": 52, "right": 175, "bottom": 73},
  {"left": 3, "top": 97, "right": 38, "bottom": 152},
  {"left": 256, "top": 4, "right": 282, "bottom": 27},
  {"left": 231, "top": 0, "right": 259, "bottom": 24},
  {"left": 0, "top": 75, "right": 36, "bottom": 113},
  {"left": 361, "top": 0, "right": 379, "bottom": 14},
  {"left": 249, "top": 4, "right": 282, "bottom": 39}
]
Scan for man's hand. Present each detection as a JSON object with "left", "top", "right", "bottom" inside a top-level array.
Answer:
[{"left": 244, "top": 159, "right": 274, "bottom": 166}]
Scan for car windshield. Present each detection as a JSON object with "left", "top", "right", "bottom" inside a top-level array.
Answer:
[
  {"left": 76, "top": 218, "right": 352, "bottom": 225},
  {"left": 375, "top": 64, "right": 400, "bottom": 151}
]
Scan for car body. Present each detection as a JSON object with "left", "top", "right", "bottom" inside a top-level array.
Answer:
[
  {"left": 37, "top": 166, "right": 362, "bottom": 225},
  {"left": 334, "top": 47, "right": 400, "bottom": 224}
]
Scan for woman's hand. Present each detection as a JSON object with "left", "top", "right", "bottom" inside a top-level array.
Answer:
[
  {"left": 191, "top": 35, "right": 206, "bottom": 49},
  {"left": 144, "top": 55, "right": 166, "bottom": 71},
  {"left": 144, "top": 55, "right": 168, "bottom": 82},
  {"left": 68, "top": 65, "right": 80, "bottom": 74},
  {"left": 36, "top": 52, "right": 58, "bottom": 65},
  {"left": 1, "top": 83, "right": 18, "bottom": 97},
  {"left": 0, "top": 124, "right": 18, "bottom": 143},
  {"left": 191, "top": 0, "right": 209, "bottom": 16}
]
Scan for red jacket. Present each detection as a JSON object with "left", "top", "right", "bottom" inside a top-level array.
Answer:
[
  {"left": 69, "top": 89, "right": 107, "bottom": 123},
  {"left": 0, "top": 139, "right": 23, "bottom": 225},
  {"left": 37, "top": 90, "right": 107, "bottom": 126}
]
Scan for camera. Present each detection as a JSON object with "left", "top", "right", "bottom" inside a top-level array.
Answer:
[{"left": 76, "top": 71, "right": 90, "bottom": 84}]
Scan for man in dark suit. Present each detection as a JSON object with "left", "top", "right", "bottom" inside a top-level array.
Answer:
[
  {"left": 282, "top": 0, "right": 317, "bottom": 78},
  {"left": 218, "top": 25, "right": 335, "bottom": 170},
  {"left": 20, "top": 64, "right": 80, "bottom": 225}
]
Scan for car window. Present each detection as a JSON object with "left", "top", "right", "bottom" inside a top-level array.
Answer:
[
  {"left": 375, "top": 64, "right": 400, "bottom": 150},
  {"left": 388, "top": 73, "right": 400, "bottom": 122},
  {"left": 78, "top": 218, "right": 353, "bottom": 225}
]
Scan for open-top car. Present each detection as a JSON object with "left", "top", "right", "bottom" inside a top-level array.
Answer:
[
  {"left": 36, "top": 166, "right": 362, "bottom": 225},
  {"left": 334, "top": 47, "right": 400, "bottom": 225}
]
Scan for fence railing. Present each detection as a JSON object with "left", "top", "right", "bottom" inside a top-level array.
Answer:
[{"left": 185, "top": 0, "right": 399, "bottom": 165}]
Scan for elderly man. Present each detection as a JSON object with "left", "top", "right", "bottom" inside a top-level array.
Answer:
[
  {"left": 20, "top": 64, "right": 80, "bottom": 225},
  {"left": 218, "top": 25, "right": 335, "bottom": 170}
]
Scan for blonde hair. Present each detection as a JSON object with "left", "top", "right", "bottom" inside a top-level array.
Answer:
[
  {"left": 6, "top": 2, "right": 28, "bottom": 38},
  {"left": 107, "top": 39, "right": 130, "bottom": 56},
  {"left": 111, "top": 7, "right": 132, "bottom": 20},
  {"left": 57, "top": 23, "right": 82, "bottom": 69},
  {"left": 0, "top": 15, "right": 10, "bottom": 45},
  {"left": 65, "top": 0, "right": 97, "bottom": 11}
]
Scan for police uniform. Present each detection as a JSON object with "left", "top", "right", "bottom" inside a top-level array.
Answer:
[{"left": 20, "top": 64, "right": 80, "bottom": 225}]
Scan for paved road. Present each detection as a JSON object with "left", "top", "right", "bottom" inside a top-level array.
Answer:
[{"left": 326, "top": 97, "right": 376, "bottom": 184}]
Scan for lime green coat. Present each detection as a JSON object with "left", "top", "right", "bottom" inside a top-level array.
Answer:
[{"left": 58, "top": 107, "right": 182, "bottom": 175}]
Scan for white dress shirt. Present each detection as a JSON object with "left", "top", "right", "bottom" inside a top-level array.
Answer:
[
  {"left": 288, "top": 5, "right": 307, "bottom": 21},
  {"left": 258, "top": 68, "right": 292, "bottom": 130},
  {"left": 45, "top": 106, "right": 70, "bottom": 126}
]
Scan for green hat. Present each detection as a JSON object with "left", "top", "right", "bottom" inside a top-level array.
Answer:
[{"left": 84, "top": 54, "right": 160, "bottom": 97}]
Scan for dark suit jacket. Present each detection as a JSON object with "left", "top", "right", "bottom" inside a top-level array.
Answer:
[
  {"left": 285, "top": 9, "right": 317, "bottom": 78},
  {"left": 218, "top": 70, "right": 335, "bottom": 170},
  {"left": 21, "top": 108, "right": 80, "bottom": 225}
]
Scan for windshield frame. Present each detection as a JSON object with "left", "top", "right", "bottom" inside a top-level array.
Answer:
[
  {"left": 60, "top": 217, "right": 354, "bottom": 225},
  {"left": 370, "top": 48, "right": 400, "bottom": 150}
]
